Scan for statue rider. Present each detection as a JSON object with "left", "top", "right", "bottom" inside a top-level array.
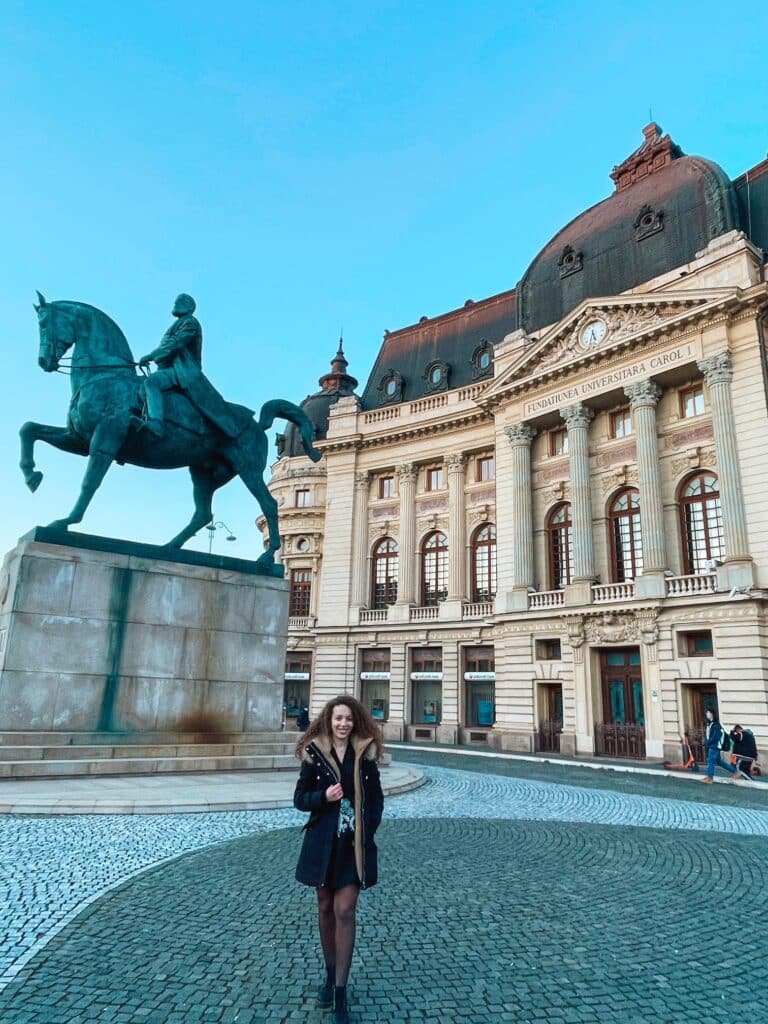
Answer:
[{"left": 138, "top": 294, "right": 240, "bottom": 439}]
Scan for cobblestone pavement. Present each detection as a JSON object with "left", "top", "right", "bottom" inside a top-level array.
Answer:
[{"left": 1, "top": 764, "right": 767, "bottom": 1023}]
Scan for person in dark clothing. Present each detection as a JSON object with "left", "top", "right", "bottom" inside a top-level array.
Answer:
[
  {"left": 293, "top": 695, "right": 384, "bottom": 1024},
  {"left": 701, "top": 707, "right": 739, "bottom": 784},
  {"left": 296, "top": 706, "right": 310, "bottom": 731},
  {"left": 730, "top": 724, "right": 758, "bottom": 780}
]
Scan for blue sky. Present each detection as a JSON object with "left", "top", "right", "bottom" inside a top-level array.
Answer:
[{"left": 3, "top": 0, "right": 768, "bottom": 559}]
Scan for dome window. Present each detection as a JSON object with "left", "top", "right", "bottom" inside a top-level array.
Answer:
[
  {"left": 558, "top": 245, "right": 584, "bottom": 279},
  {"left": 634, "top": 204, "right": 664, "bottom": 241},
  {"left": 472, "top": 341, "right": 494, "bottom": 380},
  {"left": 423, "top": 360, "right": 450, "bottom": 393},
  {"left": 378, "top": 369, "right": 404, "bottom": 405}
]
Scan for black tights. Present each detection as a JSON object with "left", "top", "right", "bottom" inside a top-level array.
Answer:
[{"left": 316, "top": 884, "right": 360, "bottom": 987}]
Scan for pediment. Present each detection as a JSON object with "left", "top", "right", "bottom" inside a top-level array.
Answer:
[{"left": 479, "top": 288, "right": 739, "bottom": 405}]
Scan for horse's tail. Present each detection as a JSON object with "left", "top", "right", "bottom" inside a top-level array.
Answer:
[{"left": 258, "top": 399, "right": 323, "bottom": 463}]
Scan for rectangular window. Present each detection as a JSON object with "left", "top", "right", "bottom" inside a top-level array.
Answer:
[
  {"left": 549, "top": 428, "right": 569, "bottom": 456},
  {"left": 680, "top": 384, "right": 705, "bottom": 418},
  {"left": 426, "top": 466, "right": 444, "bottom": 491},
  {"left": 463, "top": 646, "right": 495, "bottom": 727},
  {"left": 283, "top": 651, "right": 311, "bottom": 718},
  {"left": 610, "top": 408, "right": 632, "bottom": 439},
  {"left": 411, "top": 647, "right": 442, "bottom": 725},
  {"left": 411, "top": 647, "right": 442, "bottom": 673},
  {"left": 360, "top": 649, "right": 390, "bottom": 722},
  {"left": 289, "top": 569, "right": 312, "bottom": 617},
  {"left": 535, "top": 638, "right": 562, "bottom": 660},
  {"left": 678, "top": 630, "right": 714, "bottom": 658},
  {"left": 476, "top": 455, "right": 495, "bottom": 481},
  {"left": 294, "top": 489, "right": 310, "bottom": 508},
  {"left": 378, "top": 475, "right": 395, "bottom": 499}
]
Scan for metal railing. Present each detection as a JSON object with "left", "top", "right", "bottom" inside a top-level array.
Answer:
[
  {"left": 536, "top": 719, "right": 563, "bottom": 753},
  {"left": 594, "top": 721, "right": 646, "bottom": 759}
]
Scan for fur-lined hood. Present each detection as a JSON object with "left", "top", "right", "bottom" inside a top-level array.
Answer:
[{"left": 300, "top": 734, "right": 377, "bottom": 763}]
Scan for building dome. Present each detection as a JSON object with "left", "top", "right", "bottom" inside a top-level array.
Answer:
[
  {"left": 277, "top": 340, "right": 360, "bottom": 457},
  {"left": 518, "top": 124, "right": 738, "bottom": 334}
]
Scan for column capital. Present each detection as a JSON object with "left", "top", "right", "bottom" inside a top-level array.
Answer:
[
  {"left": 396, "top": 463, "right": 416, "bottom": 483},
  {"left": 624, "top": 379, "right": 662, "bottom": 408},
  {"left": 354, "top": 471, "right": 370, "bottom": 490},
  {"left": 504, "top": 423, "right": 536, "bottom": 447},
  {"left": 697, "top": 351, "right": 733, "bottom": 386},
  {"left": 560, "top": 403, "right": 594, "bottom": 430},
  {"left": 445, "top": 452, "right": 467, "bottom": 472}
]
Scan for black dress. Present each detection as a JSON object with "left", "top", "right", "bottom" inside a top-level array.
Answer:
[{"left": 325, "top": 745, "right": 360, "bottom": 889}]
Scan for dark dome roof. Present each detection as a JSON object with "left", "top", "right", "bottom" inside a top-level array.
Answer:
[
  {"left": 518, "top": 124, "right": 738, "bottom": 334},
  {"left": 278, "top": 341, "right": 360, "bottom": 458}
]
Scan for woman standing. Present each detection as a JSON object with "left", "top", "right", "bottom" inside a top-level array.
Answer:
[
  {"left": 701, "top": 707, "right": 739, "bottom": 784},
  {"left": 293, "top": 696, "right": 384, "bottom": 1024}
]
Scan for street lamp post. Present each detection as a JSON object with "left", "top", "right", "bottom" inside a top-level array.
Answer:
[{"left": 207, "top": 520, "right": 237, "bottom": 553}]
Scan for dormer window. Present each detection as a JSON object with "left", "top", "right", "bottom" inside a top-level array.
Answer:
[
  {"left": 558, "top": 245, "right": 583, "bottom": 279},
  {"left": 472, "top": 341, "right": 493, "bottom": 380},
  {"left": 378, "top": 369, "right": 404, "bottom": 405},
  {"left": 423, "top": 360, "right": 450, "bottom": 394},
  {"left": 634, "top": 204, "right": 664, "bottom": 241}
]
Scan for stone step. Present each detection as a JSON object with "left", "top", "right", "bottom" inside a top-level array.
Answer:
[
  {"left": 0, "top": 742, "right": 297, "bottom": 762},
  {"left": 0, "top": 731, "right": 298, "bottom": 747},
  {"left": 0, "top": 753, "right": 299, "bottom": 779}
]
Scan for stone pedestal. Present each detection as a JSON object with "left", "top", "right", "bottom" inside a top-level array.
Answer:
[{"left": 0, "top": 529, "right": 288, "bottom": 734}]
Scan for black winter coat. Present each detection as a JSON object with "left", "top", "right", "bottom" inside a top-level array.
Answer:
[{"left": 294, "top": 735, "right": 384, "bottom": 889}]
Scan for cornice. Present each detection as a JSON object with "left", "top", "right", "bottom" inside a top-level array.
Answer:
[{"left": 317, "top": 408, "right": 493, "bottom": 453}]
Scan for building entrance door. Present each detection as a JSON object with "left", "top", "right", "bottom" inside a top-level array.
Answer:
[
  {"left": 594, "top": 648, "right": 646, "bottom": 759},
  {"left": 684, "top": 684, "right": 718, "bottom": 763},
  {"left": 536, "top": 684, "right": 563, "bottom": 752}
]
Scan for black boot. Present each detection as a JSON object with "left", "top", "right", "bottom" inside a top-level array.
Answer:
[
  {"left": 316, "top": 965, "right": 334, "bottom": 1009},
  {"left": 333, "top": 985, "right": 349, "bottom": 1023}
]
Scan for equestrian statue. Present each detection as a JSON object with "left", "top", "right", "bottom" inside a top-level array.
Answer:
[{"left": 20, "top": 292, "right": 322, "bottom": 573}]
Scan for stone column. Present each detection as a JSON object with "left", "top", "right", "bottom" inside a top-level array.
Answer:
[
  {"left": 624, "top": 380, "right": 667, "bottom": 598},
  {"left": 393, "top": 463, "right": 417, "bottom": 615},
  {"left": 350, "top": 471, "right": 370, "bottom": 608},
  {"left": 698, "top": 352, "right": 755, "bottom": 586},
  {"left": 504, "top": 423, "right": 536, "bottom": 609},
  {"left": 445, "top": 453, "right": 467, "bottom": 603},
  {"left": 560, "top": 403, "right": 595, "bottom": 605}
]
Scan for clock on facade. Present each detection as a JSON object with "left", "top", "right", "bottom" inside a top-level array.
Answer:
[{"left": 579, "top": 318, "right": 608, "bottom": 349}]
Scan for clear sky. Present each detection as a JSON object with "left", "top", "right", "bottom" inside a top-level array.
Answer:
[{"left": 3, "top": 0, "right": 768, "bottom": 559}]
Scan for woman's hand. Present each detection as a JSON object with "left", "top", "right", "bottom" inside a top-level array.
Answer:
[{"left": 325, "top": 783, "right": 343, "bottom": 802}]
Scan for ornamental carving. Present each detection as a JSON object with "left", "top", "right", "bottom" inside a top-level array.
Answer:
[
  {"left": 469, "top": 505, "right": 493, "bottom": 525},
  {"left": 595, "top": 443, "right": 637, "bottom": 468},
  {"left": 624, "top": 379, "right": 662, "bottom": 407},
  {"left": 372, "top": 504, "right": 399, "bottom": 519},
  {"left": 664, "top": 424, "right": 714, "bottom": 450},
  {"left": 417, "top": 497, "right": 448, "bottom": 513},
  {"left": 505, "top": 423, "right": 536, "bottom": 446},
  {"left": 470, "top": 486, "right": 496, "bottom": 503},
  {"left": 544, "top": 481, "right": 570, "bottom": 504},
  {"left": 368, "top": 523, "right": 399, "bottom": 542},
  {"left": 584, "top": 613, "right": 637, "bottom": 644},
  {"left": 539, "top": 301, "right": 702, "bottom": 369},
  {"left": 670, "top": 447, "right": 716, "bottom": 476},
  {"left": 355, "top": 471, "right": 370, "bottom": 490},
  {"left": 445, "top": 453, "right": 467, "bottom": 472},
  {"left": 698, "top": 351, "right": 733, "bottom": 386},
  {"left": 560, "top": 403, "right": 594, "bottom": 430},
  {"left": 600, "top": 465, "right": 638, "bottom": 494},
  {"left": 396, "top": 463, "right": 416, "bottom": 483}
]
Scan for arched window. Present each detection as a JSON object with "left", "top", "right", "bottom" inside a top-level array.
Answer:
[
  {"left": 679, "top": 472, "right": 724, "bottom": 573},
  {"left": 471, "top": 524, "right": 496, "bottom": 601},
  {"left": 547, "top": 503, "right": 573, "bottom": 590},
  {"left": 609, "top": 488, "right": 643, "bottom": 582},
  {"left": 371, "top": 538, "right": 398, "bottom": 608},
  {"left": 421, "top": 531, "right": 448, "bottom": 606}
]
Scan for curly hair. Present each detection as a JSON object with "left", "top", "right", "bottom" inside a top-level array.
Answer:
[{"left": 295, "top": 694, "right": 384, "bottom": 760}]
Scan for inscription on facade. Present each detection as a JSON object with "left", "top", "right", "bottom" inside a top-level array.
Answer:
[{"left": 523, "top": 342, "right": 698, "bottom": 417}]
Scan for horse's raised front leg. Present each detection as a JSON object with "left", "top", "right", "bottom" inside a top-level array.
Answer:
[
  {"left": 46, "top": 420, "right": 126, "bottom": 532},
  {"left": 19, "top": 421, "right": 89, "bottom": 492}
]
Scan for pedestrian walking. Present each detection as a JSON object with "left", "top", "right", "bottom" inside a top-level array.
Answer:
[
  {"left": 296, "top": 705, "right": 310, "bottom": 731},
  {"left": 729, "top": 724, "right": 758, "bottom": 780},
  {"left": 701, "top": 707, "right": 739, "bottom": 784},
  {"left": 293, "top": 695, "right": 384, "bottom": 1024}
]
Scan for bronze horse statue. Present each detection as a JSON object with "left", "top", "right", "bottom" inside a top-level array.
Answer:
[{"left": 20, "top": 295, "right": 321, "bottom": 571}]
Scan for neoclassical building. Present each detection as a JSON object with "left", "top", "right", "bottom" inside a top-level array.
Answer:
[{"left": 265, "top": 125, "right": 768, "bottom": 763}]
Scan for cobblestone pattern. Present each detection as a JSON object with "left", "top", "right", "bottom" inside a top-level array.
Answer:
[
  {"left": 1, "top": 764, "right": 767, "bottom": 1021},
  {"left": 0, "top": 817, "right": 766, "bottom": 1024}
]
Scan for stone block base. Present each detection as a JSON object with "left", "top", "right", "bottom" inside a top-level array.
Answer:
[
  {"left": 0, "top": 530, "right": 288, "bottom": 734},
  {"left": 495, "top": 731, "right": 535, "bottom": 753},
  {"left": 558, "top": 732, "right": 577, "bottom": 757}
]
